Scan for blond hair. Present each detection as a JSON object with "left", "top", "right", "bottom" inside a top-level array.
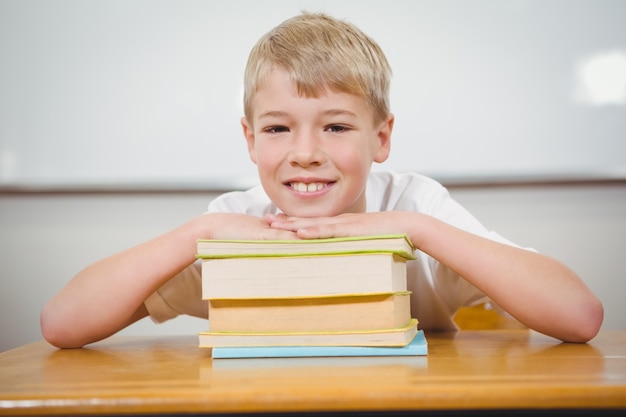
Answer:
[{"left": 243, "top": 12, "right": 392, "bottom": 124}]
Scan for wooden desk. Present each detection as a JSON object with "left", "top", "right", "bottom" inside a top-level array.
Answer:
[{"left": 1, "top": 330, "right": 625, "bottom": 416}]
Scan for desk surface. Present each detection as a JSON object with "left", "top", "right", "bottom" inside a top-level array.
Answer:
[{"left": 1, "top": 330, "right": 625, "bottom": 415}]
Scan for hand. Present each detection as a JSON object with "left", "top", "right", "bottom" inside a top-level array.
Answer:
[
  {"left": 265, "top": 211, "right": 417, "bottom": 240},
  {"left": 203, "top": 212, "right": 302, "bottom": 241}
]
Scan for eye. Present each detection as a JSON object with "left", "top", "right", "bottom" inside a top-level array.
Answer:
[
  {"left": 263, "top": 125, "right": 289, "bottom": 134},
  {"left": 326, "top": 124, "right": 350, "bottom": 133}
]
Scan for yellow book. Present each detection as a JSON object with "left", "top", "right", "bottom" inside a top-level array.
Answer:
[{"left": 208, "top": 292, "right": 413, "bottom": 333}]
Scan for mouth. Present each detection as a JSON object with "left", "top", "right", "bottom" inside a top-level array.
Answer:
[{"left": 288, "top": 181, "right": 334, "bottom": 193}]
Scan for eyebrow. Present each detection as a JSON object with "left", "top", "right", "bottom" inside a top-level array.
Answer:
[
  {"left": 323, "top": 109, "right": 358, "bottom": 118},
  {"left": 257, "top": 109, "right": 358, "bottom": 119},
  {"left": 258, "top": 111, "right": 289, "bottom": 119}
]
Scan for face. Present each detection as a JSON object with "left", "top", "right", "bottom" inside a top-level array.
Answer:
[{"left": 241, "top": 68, "right": 393, "bottom": 217}]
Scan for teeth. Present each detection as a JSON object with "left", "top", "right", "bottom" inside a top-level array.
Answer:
[{"left": 291, "top": 182, "right": 325, "bottom": 192}]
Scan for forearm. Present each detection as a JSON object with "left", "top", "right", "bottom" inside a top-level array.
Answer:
[
  {"left": 410, "top": 214, "right": 603, "bottom": 342},
  {"left": 40, "top": 216, "right": 209, "bottom": 348},
  {"left": 41, "top": 212, "right": 302, "bottom": 348}
]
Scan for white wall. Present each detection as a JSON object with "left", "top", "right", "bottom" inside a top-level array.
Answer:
[
  {"left": 1, "top": 184, "right": 625, "bottom": 352},
  {"left": 1, "top": 0, "right": 625, "bottom": 186}
]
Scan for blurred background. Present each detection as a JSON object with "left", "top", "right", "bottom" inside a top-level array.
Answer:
[{"left": 1, "top": 0, "right": 625, "bottom": 351}]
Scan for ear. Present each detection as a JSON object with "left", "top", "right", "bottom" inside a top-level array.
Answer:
[
  {"left": 241, "top": 117, "right": 258, "bottom": 165},
  {"left": 373, "top": 113, "right": 394, "bottom": 163}
]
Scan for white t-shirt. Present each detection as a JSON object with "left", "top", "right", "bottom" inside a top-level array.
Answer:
[{"left": 145, "top": 170, "right": 521, "bottom": 331}]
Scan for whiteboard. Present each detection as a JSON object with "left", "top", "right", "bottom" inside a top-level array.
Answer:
[{"left": 1, "top": 0, "right": 625, "bottom": 188}]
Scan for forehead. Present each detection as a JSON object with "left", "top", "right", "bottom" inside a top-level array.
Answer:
[{"left": 251, "top": 69, "right": 374, "bottom": 120}]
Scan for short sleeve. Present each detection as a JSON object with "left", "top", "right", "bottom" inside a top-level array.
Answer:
[{"left": 144, "top": 261, "right": 208, "bottom": 323}]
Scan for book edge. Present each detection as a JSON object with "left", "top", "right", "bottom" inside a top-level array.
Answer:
[
  {"left": 197, "top": 234, "right": 411, "bottom": 245},
  {"left": 200, "top": 318, "right": 418, "bottom": 337},
  {"left": 206, "top": 290, "right": 412, "bottom": 301},
  {"left": 210, "top": 330, "right": 427, "bottom": 358},
  {"left": 197, "top": 249, "right": 416, "bottom": 260}
]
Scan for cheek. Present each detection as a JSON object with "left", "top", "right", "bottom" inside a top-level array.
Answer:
[
  {"left": 332, "top": 145, "right": 373, "bottom": 175},
  {"left": 252, "top": 142, "right": 280, "bottom": 170}
]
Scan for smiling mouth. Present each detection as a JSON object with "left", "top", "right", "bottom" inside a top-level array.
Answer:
[{"left": 289, "top": 182, "right": 331, "bottom": 193}]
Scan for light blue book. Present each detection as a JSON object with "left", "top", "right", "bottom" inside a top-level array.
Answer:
[{"left": 211, "top": 330, "right": 427, "bottom": 359}]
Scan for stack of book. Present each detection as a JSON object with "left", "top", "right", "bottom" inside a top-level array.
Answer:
[{"left": 196, "top": 234, "right": 427, "bottom": 358}]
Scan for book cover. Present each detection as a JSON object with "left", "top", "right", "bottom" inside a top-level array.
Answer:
[
  {"left": 211, "top": 330, "right": 427, "bottom": 359},
  {"left": 197, "top": 234, "right": 416, "bottom": 259},
  {"left": 199, "top": 318, "right": 418, "bottom": 348}
]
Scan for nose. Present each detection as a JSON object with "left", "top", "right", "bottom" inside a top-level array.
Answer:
[{"left": 288, "top": 130, "right": 324, "bottom": 167}]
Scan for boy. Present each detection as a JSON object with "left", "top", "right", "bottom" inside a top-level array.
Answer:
[{"left": 40, "top": 12, "right": 603, "bottom": 348}]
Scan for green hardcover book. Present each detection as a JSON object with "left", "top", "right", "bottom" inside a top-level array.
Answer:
[{"left": 197, "top": 234, "right": 416, "bottom": 259}]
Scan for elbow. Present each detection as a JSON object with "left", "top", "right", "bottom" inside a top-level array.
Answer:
[
  {"left": 40, "top": 303, "right": 85, "bottom": 349},
  {"left": 563, "top": 296, "right": 604, "bottom": 343},
  {"left": 581, "top": 297, "right": 604, "bottom": 342}
]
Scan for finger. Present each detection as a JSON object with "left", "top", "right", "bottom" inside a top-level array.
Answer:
[
  {"left": 295, "top": 223, "right": 355, "bottom": 240},
  {"left": 259, "top": 227, "right": 300, "bottom": 240},
  {"left": 265, "top": 213, "right": 288, "bottom": 223}
]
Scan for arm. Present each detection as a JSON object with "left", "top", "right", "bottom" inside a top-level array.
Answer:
[
  {"left": 266, "top": 211, "right": 604, "bottom": 343},
  {"left": 40, "top": 213, "right": 299, "bottom": 348}
]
